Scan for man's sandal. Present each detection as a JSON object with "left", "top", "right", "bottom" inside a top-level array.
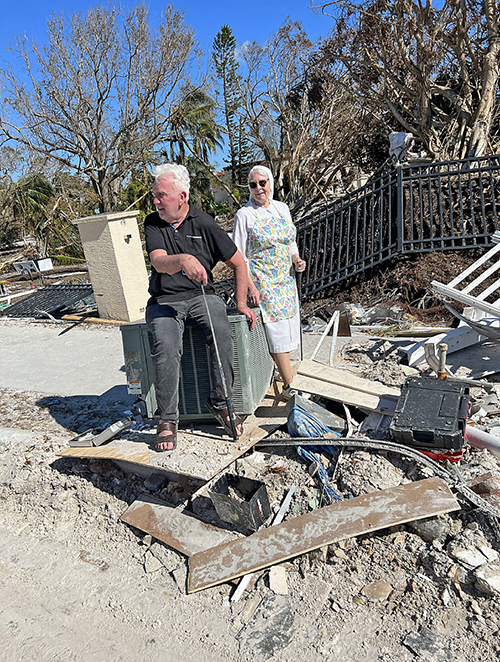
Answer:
[
  {"left": 206, "top": 400, "right": 243, "bottom": 438},
  {"left": 155, "top": 421, "right": 177, "bottom": 452}
]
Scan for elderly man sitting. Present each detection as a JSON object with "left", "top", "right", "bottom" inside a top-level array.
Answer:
[{"left": 144, "top": 163, "right": 256, "bottom": 451}]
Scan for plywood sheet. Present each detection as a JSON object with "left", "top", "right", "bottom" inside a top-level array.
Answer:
[
  {"left": 58, "top": 391, "right": 288, "bottom": 482},
  {"left": 298, "top": 360, "right": 401, "bottom": 398},
  {"left": 187, "top": 477, "right": 459, "bottom": 593},
  {"left": 292, "top": 375, "right": 398, "bottom": 415},
  {"left": 120, "top": 493, "right": 238, "bottom": 556}
]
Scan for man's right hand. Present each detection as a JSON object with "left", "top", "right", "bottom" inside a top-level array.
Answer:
[{"left": 181, "top": 255, "right": 208, "bottom": 285}]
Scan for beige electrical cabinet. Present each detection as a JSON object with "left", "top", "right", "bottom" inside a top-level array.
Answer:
[{"left": 71, "top": 210, "right": 149, "bottom": 322}]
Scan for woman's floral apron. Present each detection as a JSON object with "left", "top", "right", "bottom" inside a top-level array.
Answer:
[{"left": 248, "top": 205, "right": 296, "bottom": 323}]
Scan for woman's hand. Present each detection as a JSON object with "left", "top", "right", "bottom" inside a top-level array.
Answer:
[
  {"left": 248, "top": 282, "right": 260, "bottom": 307},
  {"left": 292, "top": 255, "right": 306, "bottom": 273}
]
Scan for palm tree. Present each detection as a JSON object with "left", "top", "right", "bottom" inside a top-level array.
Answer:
[
  {"left": 169, "top": 89, "right": 223, "bottom": 163},
  {"left": 10, "top": 173, "right": 85, "bottom": 259},
  {"left": 11, "top": 174, "right": 54, "bottom": 256},
  {"left": 166, "top": 89, "right": 239, "bottom": 206}
]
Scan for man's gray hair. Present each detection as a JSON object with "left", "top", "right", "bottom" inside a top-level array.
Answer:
[{"left": 152, "top": 163, "right": 190, "bottom": 201}]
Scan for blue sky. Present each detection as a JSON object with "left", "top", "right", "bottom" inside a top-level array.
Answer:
[
  {"left": 0, "top": 1, "right": 333, "bottom": 55},
  {"left": 0, "top": 1, "right": 335, "bottom": 171}
]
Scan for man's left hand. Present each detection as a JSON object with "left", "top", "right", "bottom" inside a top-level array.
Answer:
[{"left": 237, "top": 303, "right": 257, "bottom": 330}]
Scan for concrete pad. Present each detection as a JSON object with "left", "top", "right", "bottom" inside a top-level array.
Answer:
[{"left": 0, "top": 318, "right": 134, "bottom": 399}]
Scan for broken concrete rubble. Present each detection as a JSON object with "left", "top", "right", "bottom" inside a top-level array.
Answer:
[
  {"left": 268, "top": 565, "right": 288, "bottom": 595},
  {"left": 474, "top": 563, "right": 500, "bottom": 596},
  {"left": 236, "top": 592, "right": 294, "bottom": 661},
  {"left": 2, "top": 314, "right": 500, "bottom": 661},
  {"left": 470, "top": 472, "right": 500, "bottom": 508}
]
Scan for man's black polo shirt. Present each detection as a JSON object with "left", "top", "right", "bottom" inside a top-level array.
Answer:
[{"left": 144, "top": 205, "right": 237, "bottom": 303}]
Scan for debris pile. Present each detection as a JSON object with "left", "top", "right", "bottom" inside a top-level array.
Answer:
[{"left": 1, "top": 323, "right": 500, "bottom": 660}]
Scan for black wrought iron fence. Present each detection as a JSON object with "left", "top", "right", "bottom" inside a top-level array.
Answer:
[{"left": 297, "top": 155, "right": 500, "bottom": 298}]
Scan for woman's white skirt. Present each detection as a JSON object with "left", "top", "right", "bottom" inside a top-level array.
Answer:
[{"left": 263, "top": 291, "right": 301, "bottom": 353}]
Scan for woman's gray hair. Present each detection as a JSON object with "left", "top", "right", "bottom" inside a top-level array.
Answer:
[
  {"left": 152, "top": 163, "right": 190, "bottom": 201},
  {"left": 248, "top": 165, "right": 274, "bottom": 199}
]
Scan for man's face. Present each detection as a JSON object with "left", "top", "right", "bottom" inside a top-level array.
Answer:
[{"left": 152, "top": 176, "right": 186, "bottom": 223}]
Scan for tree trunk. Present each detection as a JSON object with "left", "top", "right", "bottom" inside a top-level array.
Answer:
[{"left": 469, "top": 0, "right": 499, "bottom": 156}]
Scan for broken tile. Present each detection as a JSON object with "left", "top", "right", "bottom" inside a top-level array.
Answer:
[
  {"left": 447, "top": 542, "right": 490, "bottom": 568},
  {"left": 237, "top": 592, "right": 294, "bottom": 661},
  {"left": 268, "top": 565, "right": 288, "bottom": 595},
  {"left": 475, "top": 563, "right": 500, "bottom": 595},
  {"left": 144, "top": 550, "right": 163, "bottom": 573},
  {"left": 171, "top": 564, "right": 188, "bottom": 592},
  {"left": 477, "top": 542, "right": 499, "bottom": 563},
  {"left": 404, "top": 627, "right": 453, "bottom": 661},
  {"left": 239, "top": 590, "right": 263, "bottom": 624}
]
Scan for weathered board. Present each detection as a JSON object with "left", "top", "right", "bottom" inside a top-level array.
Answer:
[
  {"left": 58, "top": 391, "right": 288, "bottom": 482},
  {"left": 187, "top": 477, "right": 459, "bottom": 593},
  {"left": 297, "top": 359, "right": 401, "bottom": 398},
  {"left": 291, "top": 374, "right": 398, "bottom": 415},
  {"left": 120, "top": 493, "right": 238, "bottom": 556}
]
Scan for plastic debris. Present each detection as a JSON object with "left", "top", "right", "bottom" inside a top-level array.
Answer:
[{"left": 287, "top": 403, "right": 340, "bottom": 439}]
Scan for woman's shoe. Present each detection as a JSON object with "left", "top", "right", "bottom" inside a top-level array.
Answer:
[{"left": 281, "top": 386, "right": 299, "bottom": 401}]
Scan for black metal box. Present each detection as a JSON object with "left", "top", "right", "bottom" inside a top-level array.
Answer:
[
  {"left": 389, "top": 376, "right": 469, "bottom": 450},
  {"left": 209, "top": 474, "right": 271, "bottom": 532}
]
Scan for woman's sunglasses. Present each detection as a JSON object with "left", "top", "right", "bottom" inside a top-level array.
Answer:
[{"left": 249, "top": 180, "right": 268, "bottom": 189}]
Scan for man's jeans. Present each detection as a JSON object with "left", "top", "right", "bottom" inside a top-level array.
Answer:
[{"left": 146, "top": 295, "right": 234, "bottom": 423}]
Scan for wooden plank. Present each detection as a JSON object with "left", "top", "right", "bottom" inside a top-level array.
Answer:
[
  {"left": 297, "top": 359, "right": 400, "bottom": 398},
  {"left": 187, "top": 477, "right": 459, "bottom": 593},
  {"left": 61, "top": 313, "right": 126, "bottom": 325},
  {"left": 58, "top": 424, "right": 265, "bottom": 482},
  {"left": 120, "top": 493, "right": 237, "bottom": 557},
  {"left": 292, "top": 374, "right": 398, "bottom": 415},
  {"left": 58, "top": 392, "right": 286, "bottom": 482},
  {"left": 59, "top": 380, "right": 286, "bottom": 482}
]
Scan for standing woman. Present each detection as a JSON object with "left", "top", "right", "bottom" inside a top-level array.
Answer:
[{"left": 233, "top": 165, "right": 306, "bottom": 396}]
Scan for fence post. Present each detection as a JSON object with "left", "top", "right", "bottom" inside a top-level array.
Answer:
[{"left": 396, "top": 164, "right": 404, "bottom": 253}]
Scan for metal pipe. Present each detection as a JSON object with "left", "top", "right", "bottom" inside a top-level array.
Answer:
[
  {"left": 200, "top": 283, "right": 238, "bottom": 441},
  {"left": 437, "top": 342, "right": 448, "bottom": 380},
  {"left": 465, "top": 425, "right": 500, "bottom": 460},
  {"left": 295, "top": 269, "right": 303, "bottom": 361}
]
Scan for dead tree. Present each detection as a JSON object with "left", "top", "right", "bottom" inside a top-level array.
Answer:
[
  {"left": 317, "top": 0, "right": 500, "bottom": 159},
  {"left": 0, "top": 4, "right": 197, "bottom": 212}
]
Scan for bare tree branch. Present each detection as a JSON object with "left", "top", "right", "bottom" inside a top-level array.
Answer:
[{"left": 0, "top": 3, "right": 197, "bottom": 212}]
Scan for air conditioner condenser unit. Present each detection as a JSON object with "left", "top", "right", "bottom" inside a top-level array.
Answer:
[{"left": 120, "top": 308, "right": 274, "bottom": 421}]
